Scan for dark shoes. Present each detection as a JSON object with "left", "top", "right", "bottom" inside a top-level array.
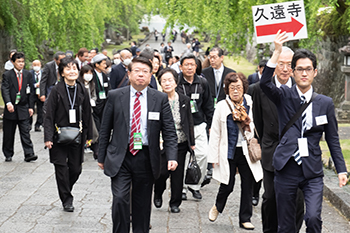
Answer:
[
  {"left": 252, "top": 196, "right": 259, "bottom": 206},
  {"left": 63, "top": 204, "right": 74, "bottom": 212},
  {"left": 188, "top": 187, "right": 202, "bottom": 200},
  {"left": 154, "top": 195, "right": 162, "bottom": 208},
  {"left": 5, "top": 157, "right": 12, "bottom": 162},
  {"left": 170, "top": 206, "right": 180, "bottom": 213},
  {"left": 182, "top": 193, "right": 187, "bottom": 200},
  {"left": 24, "top": 154, "right": 38, "bottom": 162},
  {"left": 34, "top": 126, "right": 41, "bottom": 132}
]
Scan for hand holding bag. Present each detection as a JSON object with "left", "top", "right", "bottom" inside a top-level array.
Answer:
[
  {"left": 225, "top": 99, "right": 261, "bottom": 163},
  {"left": 185, "top": 150, "right": 202, "bottom": 185}
]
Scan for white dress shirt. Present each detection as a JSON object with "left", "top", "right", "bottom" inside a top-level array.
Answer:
[
  {"left": 129, "top": 86, "right": 148, "bottom": 145},
  {"left": 213, "top": 64, "right": 224, "bottom": 86}
]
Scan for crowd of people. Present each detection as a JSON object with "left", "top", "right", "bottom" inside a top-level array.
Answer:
[{"left": 1, "top": 31, "right": 348, "bottom": 233}]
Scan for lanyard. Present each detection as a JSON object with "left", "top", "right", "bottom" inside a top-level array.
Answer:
[
  {"left": 66, "top": 84, "right": 77, "bottom": 109},
  {"left": 182, "top": 84, "right": 198, "bottom": 99},
  {"left": 17, "top": 72, "right": 23, "bottom": 92},
  {"left": 95, "top": 72, "right": 105, "bottom": 92}
]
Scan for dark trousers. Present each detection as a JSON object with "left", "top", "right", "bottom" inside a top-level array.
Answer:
[
  {"left": 29, "top": 96, "right": 43, "bottom": 127},
  {"left": 2, "top": 117, "right": 34, "bottom": 158},
  {"left": 154, "top": 142, "right": 187, "bottom": 207},
  {"left": 262, "top": 168, "right": 305, "bottom": 233},
  {"left": 252, "top": 179, "right": 262, "bottom": 198},
  {"left": 215, "top": 147, "right": 254, "bottom": 223},
  {"left": 275, "top": 158, "right": 322, "bottom": 233},
  {"left": 111, "top": 148, "right": 154, "bottom": 233},
  {"left": 53, "top": 144, "right": 82, "bottom": 206}
]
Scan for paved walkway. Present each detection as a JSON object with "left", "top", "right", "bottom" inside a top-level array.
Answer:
[{"left": 0, "top": 118, "right": 350, "bottom": 232}]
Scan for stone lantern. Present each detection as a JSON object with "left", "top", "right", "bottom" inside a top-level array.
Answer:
[{"left": 337, "top": 37, "right": 350, "bottom": 122}]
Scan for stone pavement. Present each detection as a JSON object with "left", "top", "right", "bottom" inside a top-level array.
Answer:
[{"left": 0, "top": 124, "right": 350, "bottom": 233}]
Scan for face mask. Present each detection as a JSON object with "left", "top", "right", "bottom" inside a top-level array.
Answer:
[
  {"left": 105, "top": 68, "right": 112, "bottom": 74},
  {"left": 84, "top": 74, "right": 93, "bottom": 82},
  {"left": 33, "top": 66, "right": 40, "bottom": 72},
  {"left": 114, "top": 59, "right": 121, "bottom": 65},
  {"left": 123, "top": 58, "right": 132, "bottom": 66}
]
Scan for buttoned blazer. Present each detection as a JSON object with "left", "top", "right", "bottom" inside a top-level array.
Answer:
[
  {"left": 260, "top": 66, "right": 347, "bottom": 178},
  {"left": 40, "top": 60, "right": 57, "bottom": 97},
  {"left": 1, "top": 69, "right": 35, "bottom": 120},
  {"left": 98, "top": 86, "right": 178, "bottom": 179},
  {"left": 248, "top": 77, "right": 295, "bottom": 171},
  {"left": 202, "top": 66, "right": 235, "bottom": 102}
]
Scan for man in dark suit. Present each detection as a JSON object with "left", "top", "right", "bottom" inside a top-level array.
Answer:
[
  {"left": 98, "top": 56, "right": 178, "bottom": 233},
  {"left": 130, "top": 41, "right": 138, "bottom": 57},
  {"left": 29, "top": 60, "right": 44, "bottom": 132},
  {"left": 1, "top": 52, "right": 37, "bottom": 162},
  {"left": 260, "top": 31, "right": 348, "bottom": 233},
  {"left": 202, "top": 47, "right": 235, "bottom": 105},
  {"left": 248, "top": 59, "right": 267, "bottom": 85},
  {"left": 248, "top": 47, "right": 304, "bottom": 232},
  {"left": 40, "top": 51, "right": 66, "bottom": 102},
  {"left": 109, "top": 49, "right": 133, "bottom": 89}
]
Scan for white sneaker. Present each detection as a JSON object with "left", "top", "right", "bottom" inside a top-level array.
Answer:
[{"left": 209, "top": 205, "right": 219, "bottom": 222}]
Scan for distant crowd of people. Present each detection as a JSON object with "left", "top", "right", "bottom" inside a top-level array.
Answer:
[{"left": 1, "top": 31, "right": 348, "bottom": 233}]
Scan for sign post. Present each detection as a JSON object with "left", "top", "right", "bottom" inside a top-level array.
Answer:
[{"left": 252, "top": 0, "right": 307, "bottom": 44}]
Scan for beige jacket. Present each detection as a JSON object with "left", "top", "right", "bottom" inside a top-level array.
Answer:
[{"left": 208, "top": 94, "right": 263, "bottom": 185}]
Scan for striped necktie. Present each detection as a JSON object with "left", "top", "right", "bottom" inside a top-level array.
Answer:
[
  {"left": 129, "top": 92, "right": 142, "bottom": 155},
  {"left": 292, "top": 95, "right": 306, "bottom": 165}
]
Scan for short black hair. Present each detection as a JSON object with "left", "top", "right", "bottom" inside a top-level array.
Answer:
[
  {"left": 9, "top": 49, "right": 17, "bottom": 59},
  {"left": 258, "top": 59, "right": 267, "bottom": 68},
  {"left": 292, "top": 49, "right": 317, "bottom": 70},
  {"left": 58, "top": 56, "right": 79, "bottom": 77},
  {"left": 210, "top": 47, "right": 224, "bottom": 57},
  {"left": 11, "top": 52, "right": 25, "bottom": 62},
  {"left": 128, "top": 56, "right": 153, "bottom": 72},
  {"left": 180, "top": 54, "right": 197, "bottom": 65},
  {"left": 157, "top": 67, "right": 178, "bottom": 85},
  {"left": 54, "top": 51, "right": 65, "bottom": 60}
]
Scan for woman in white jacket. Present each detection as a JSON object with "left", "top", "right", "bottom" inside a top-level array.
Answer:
[{"left": 207, "top": 72, "right": 263, "bottom": 230}]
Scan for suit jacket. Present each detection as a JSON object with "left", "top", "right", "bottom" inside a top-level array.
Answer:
[
  {"left": 92, "top": 70, "right": 110, "bottom": 117},
  {"left": 178, "top": 92, "right": 195, "bottom": 149},
  {"left": 130, "top": 46, "right": 138, "bottom": 57},
  {"left": 40, "top": 60, "right": 58, "bottom": 97},
  {"left": 248, "top": 72, "right": 259, "bottom": 85},
  {"left": 260, "top": 66, "right": 347, "bottom": 179},
  {"left": 248, "top": 77, "right": 295, "bottom": 171},
  {"left": 44, "top": 81, "right": 93, "bottom": 165},
  {"left": 98, "top": 86, "right": 178, "bottom": 179},
  {"left": 109, "top": 63, "right": 128, "bottom": 89},
  {"left": 1, "top": 69, "right": 35, "bottom": 120},
  {"left": 202, "top": 66, "right": 235, "bottom": 102},
  {"left": 30, "top": 69, "right": 42, "bottom": 95}
]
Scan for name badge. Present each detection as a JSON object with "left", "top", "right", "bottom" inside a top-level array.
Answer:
[
  {"left": 15, "top": 92, "right": 21, "bottom": 105},
  {"left": 190, "top": 100, "right": 198, "bottom": 113},
  {"left": 214, "top": 98, "right": 217, "bottom": 109},
  {"left": 149, "top": 112, "right": 160, "bottom": 120},
  {"left": 103, "top": 82, "right": 109, "bottom": 88},
  {"left": 316, "top": 115, "right": 328, "bottom": 126},
  {"left": 99, "top": 91, "right": 106, "bottom": 99},
  {"left": 191, "top": 93, "right": 200, "bottom": 100},
  {"left": 26, "top": 85, "right": 31, "bottom": 94},
  {"left": 298, "top": 138, "right": 309, "bottom": 157},
  {"left": 133, "top": 132, "right": 142, "bottom": 150},
  {"left": 69, "top": 109, "right": 76, "bottom": 123},
  {"left": 90, "top": 99, "right": 96, "bottom": 107},
  {"left": 36, "top": 87, "right": 40, "bottom": 95}
]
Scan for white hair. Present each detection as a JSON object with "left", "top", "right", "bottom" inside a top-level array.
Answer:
[{"left": 281, "top": 46, "right": 294, "bottom": 55}]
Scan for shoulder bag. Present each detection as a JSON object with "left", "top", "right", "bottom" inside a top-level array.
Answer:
[{"left": 225, "top": 99, "right": 261, "bottom": 163}]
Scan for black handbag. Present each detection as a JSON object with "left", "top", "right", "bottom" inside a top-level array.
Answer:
[
  {"left": 185, "top": 150, "right": 201, "bottom": 185},
  {"left": 54, "top": 106, "right": 83, "bottom": 145}
]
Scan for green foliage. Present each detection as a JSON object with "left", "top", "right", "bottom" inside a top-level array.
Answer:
[{"left": 1, "top": 0, "right": 142, "bottom": 63}]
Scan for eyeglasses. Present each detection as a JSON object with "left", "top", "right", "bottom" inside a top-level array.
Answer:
[
  {"left": 209, "top": 55, "right": 219, "bottom": 60},
  {"left": 294, "top": 67, "right": 314, "bottom": 74},
  {"left": 182, "top": 63, "right": 196, "bottom": 67},
  {"left": 132, "top": 69, "right": 151, "bottom": 74},
  {"left": 229, "top": 85, "right": 243, "bottom": 91},
  {"left": 277, "top": 62, "right": 292, "bottom": 69}
]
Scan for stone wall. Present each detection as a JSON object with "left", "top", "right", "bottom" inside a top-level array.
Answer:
[
  {"left": 246, "top": 35, "right": 349, "bottom": 107},
  {"left": 0, "top": 30, "right": 16, "bottom": 77}
]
